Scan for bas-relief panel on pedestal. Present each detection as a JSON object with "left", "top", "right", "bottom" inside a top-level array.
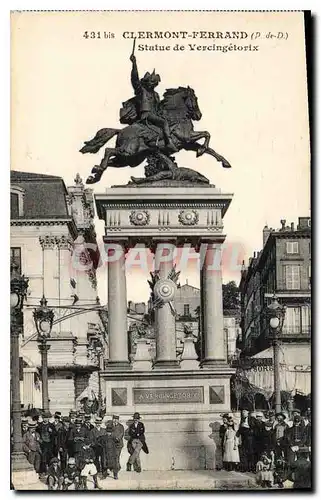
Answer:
[
  {"left": 111, "top": 387, "right": 128, "bottom": 406},
  {"left": 209, "top": 385, "right": 225, "bottom": 405}
]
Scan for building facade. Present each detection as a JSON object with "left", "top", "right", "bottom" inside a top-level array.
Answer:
[
  {"left": 239, "top": 217, "right": 311, "bottom": 399},
  {"left": 11, "top": 171, "right": 106, "bottom": 414}
]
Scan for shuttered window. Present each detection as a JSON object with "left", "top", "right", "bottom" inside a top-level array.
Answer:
[{"left": 285, "top": 265, "right": 300, "bottom": 290}]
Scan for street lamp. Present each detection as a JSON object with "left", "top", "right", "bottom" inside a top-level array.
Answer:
[
  {"left": 266, "top": 294, "right": 286, "bottom": 414},
  {"left": 33, "top": 296, "right": 54, "bottom": 412},
  {"left": 10, "top": 260, "right": 32, "bottom": 473}
]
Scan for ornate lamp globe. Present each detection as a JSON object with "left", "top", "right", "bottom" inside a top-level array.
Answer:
[
  {"left": 33, "top": 295, "right": 54, "bottom": 340},
  {"left": 270, "top": 317, "right": 280, "bottom": 329},
  {"left": 10, "top": 292, "right": 20, "bottom": 309}
]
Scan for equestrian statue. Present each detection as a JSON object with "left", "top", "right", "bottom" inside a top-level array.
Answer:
[{"left": 80, "top": 41, "right": 231, "bottom": 185}]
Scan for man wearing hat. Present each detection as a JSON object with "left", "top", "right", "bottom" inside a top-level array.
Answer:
[
  {"left": 274, "top": 412, "right": 288, "bottom": 461},
  {"left": 127, "top": 412, "right": 148, "bottom": 473},
  {"left": 62, "top": 457, "right": 80, "bottom": 490},
  {"left": 285, "top": 413, "right": 306, "bottom": 466},
  {"left": 290, "top": 446, "right": 312, "bottom": 489},
  {"left": 89, "top": 417, "right": 107, "bottom": 477},
  {"left": 82, "top": 414, "right": 94, "bottom": 437},
  {"left": 53, "top": 412, "right": 63, "bottom": 457},
  {"left": 236, "top": 410, "right": 255, "bottom": 472},
  {"left": 21, "top": 417, "right": 29, "bottom": 436},
  {"left": 105, "top": 415, "right": 124, "bottom": 474},
  {"left": 37, "top": 411, "right": 56, "bottom": 473},
  {"left": 252, "top": 412, "right": 266, "bottom": 466},
  {"left": 47, "top": 457, "right": 63, "bottom": 490},
  {"left": 55, "top": 416, "right": 71, "bottom": 471},
  {"left": 69, "top": 418, "right": 89, "bottom": 468},
  {"left": 78, "top": 443, "right": 101, "bottom": 489},
  {"left": 22, "top": 421, "right": 42, "bottom": 473},
  {"left": 104, "top": 422, "right": 118, "bottom": 479}
]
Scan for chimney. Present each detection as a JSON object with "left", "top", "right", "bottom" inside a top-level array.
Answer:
[
  {"left": 291, "top": 222, "right": 295, "bottom": 231},
  {"left": 186, "top": 279, "right": 188, "bottom": 285},
  {"left": 280, "top": 219, "right": 286, "bottom": 231},
  {"left": 263, "top": 225, "right": 270, "bottom": 246}
]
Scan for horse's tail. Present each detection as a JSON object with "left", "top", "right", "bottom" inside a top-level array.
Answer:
[{"left": 80, "top": 128, "right": 119, "bottom": 154}]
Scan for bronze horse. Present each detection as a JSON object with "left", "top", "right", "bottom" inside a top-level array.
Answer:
[{"left": 80, "top": 86, "right": 231, "bottom": 184}]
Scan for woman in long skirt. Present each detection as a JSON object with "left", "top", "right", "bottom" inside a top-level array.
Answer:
[{"left": 222, "top": 417, "right": 240, "bottom": 471}]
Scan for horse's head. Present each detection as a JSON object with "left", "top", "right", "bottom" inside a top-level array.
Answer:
[
  {"left": 161, "top": 87, "right": 202, "bottom": 121},
  {"left": 184, "top": 86, "right": 202, "bottom": 121}
]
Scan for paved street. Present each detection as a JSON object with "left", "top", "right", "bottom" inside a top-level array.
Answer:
[{"left": 81, "top": 470, "right": 256, "bottom": 491}]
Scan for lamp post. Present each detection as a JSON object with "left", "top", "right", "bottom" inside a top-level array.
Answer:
[
  {"left": 33, "top": 296, "right": 54, "bottom": 412},
  {"left": 88, "top": 337, "right": 104, "bottom": 415},
  {"left": 10, "top": 260, "right": 33, "bottom": 473},
  {"left": 266, "top": 294, "right": 286, "bottom": 414}
]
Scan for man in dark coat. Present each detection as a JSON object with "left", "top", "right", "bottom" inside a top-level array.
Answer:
[
  {"left": 285, "top": 415, "right": 306, "bottom": 466},
  {"left": 22, "top": 421, "right": 42, "bottom": 473},
  {"left": 274, "top": 412, "right": 288, "bottom": 461},
  {"left": 252, "top": 412, "right": 266, "bottom": 466},
  {"left": 219, "top": 413, "right": 229, "bottom": 468},
  {"left": 62, "top": 457, "right": 80, "bottom": 490},
  {"left": 78, "top": 444, "right": 101, "bottom": 490},
  {"left": 69, "top": 418, "right": 88, "bottom": 468},
  {"left": 290, "top": 447, "right": 312, "bottom": 489},
  {"left": 82, "top": 414, "right": 94, "bottom": 435},
  {"left": 53, "top": 411, "right": 63, "bottom": 457},
  {"left": 104, "top": 423, "right": 119, "bottom": 479},
  {"left": 127, "top": 412, "right": 148, "bottom": 473},
  {"left": 37, "top": 411, "right": 56, "bottom": 473},
  {"left": 106, "top": 414, "right": 124, "bottom": 473},
  {"left": 236, "top": 410, "right": 255, "bottom": 472},
  {"left": 21, "top": 417, "right": 29, "bottom": 436},
  {"left": 47, "top": 457, "right": 63, "bottom": 490},
  {"left": 89, "top": 417, "right": 107, "bottom": 477},
  {"left": 55, "top": 416, "right": 71, "bottom": 471}
]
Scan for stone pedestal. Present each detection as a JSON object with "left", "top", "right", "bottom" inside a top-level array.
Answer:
[
  {"left": 95, "top": 183, "right": 234, "bottom": 470},
  {"left": 100, "top": 366, "right": 234, "bottom": 471},
  {"left": 132, "top": 338, "right": 152, "bottom": 371},
  {"left": 180, "top": 337, "right": 199, "bottom": 370}
]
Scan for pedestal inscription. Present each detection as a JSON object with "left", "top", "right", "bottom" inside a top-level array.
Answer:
[{"left": 133, "top": 386, "right": 204, "bottom": 404}]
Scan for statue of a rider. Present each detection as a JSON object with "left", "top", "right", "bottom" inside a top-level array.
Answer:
[{"left": 120, "top": 51, "right": 178, "bottom": 153}]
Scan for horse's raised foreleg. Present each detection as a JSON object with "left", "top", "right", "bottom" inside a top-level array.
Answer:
[
  {"left": 189, "top": 130, "right": 211, "bottom": 156},
  {"left": 184, "top": 143, "right": 231, "bottom": 168},
  {"left": 86, "top": 148, "right": 116, "bottom": 184}
]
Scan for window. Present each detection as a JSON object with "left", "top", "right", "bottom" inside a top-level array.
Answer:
[
  {"left": 11, "top": 193, "right": 19, "bottom": 218},
  {"left": 183, "top": 304, "right": 190, "bottom": 316},
  {"left": 285, "top": 265, "right": 300, "bottom": 290},
  {"left": 286, "top": 241, "right": 299, "bottom": 254},
  {"left": 284, "top": 307, "right": 300, "bottom": 334},
  {"left": 10, "top": 186, "right": 25, "bottom": 217},
  {"left": 301, "top": 305, "right": 311, "bottom": 332},
  {"left": 11, "top": 247, "right": 21, "bottom": 275}
]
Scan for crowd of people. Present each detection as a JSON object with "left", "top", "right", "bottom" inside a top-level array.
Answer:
[
  {"left": 20, "top": 410, "right": 148, "bottom": 490},
  {"left": 219, "top": 408, "right": 311, "bottom": 489}
]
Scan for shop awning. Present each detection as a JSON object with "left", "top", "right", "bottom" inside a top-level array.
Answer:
[{"left": 245, "top": 343, "right": 311, "bottom": 396}]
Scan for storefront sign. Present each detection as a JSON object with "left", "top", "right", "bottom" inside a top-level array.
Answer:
[
  {"left": 231, "top": 357, "right": 273, "bottom": 369},
  {"left": 133, "top": 387, "right": 204, "bottom": 404}
]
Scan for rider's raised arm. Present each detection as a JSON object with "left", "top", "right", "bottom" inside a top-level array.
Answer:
[{"left": 131, "top": 57, "right": 142, "bottom": 94}]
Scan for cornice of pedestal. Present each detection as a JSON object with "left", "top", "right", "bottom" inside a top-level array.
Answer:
[
  {"left": 100, "top": 365, "right": 235, "bottom": 380},
  {"left": 95, "top": 188, "right": 233, "bottom": 221}
]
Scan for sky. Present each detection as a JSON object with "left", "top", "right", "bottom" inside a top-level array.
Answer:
[{"left": 11, "top": 11, "right": 310, "bottom": 303}]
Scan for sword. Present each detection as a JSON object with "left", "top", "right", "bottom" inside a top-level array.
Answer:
[{"left": 131, "top": 38, "right": 136, "bottom": 58}]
